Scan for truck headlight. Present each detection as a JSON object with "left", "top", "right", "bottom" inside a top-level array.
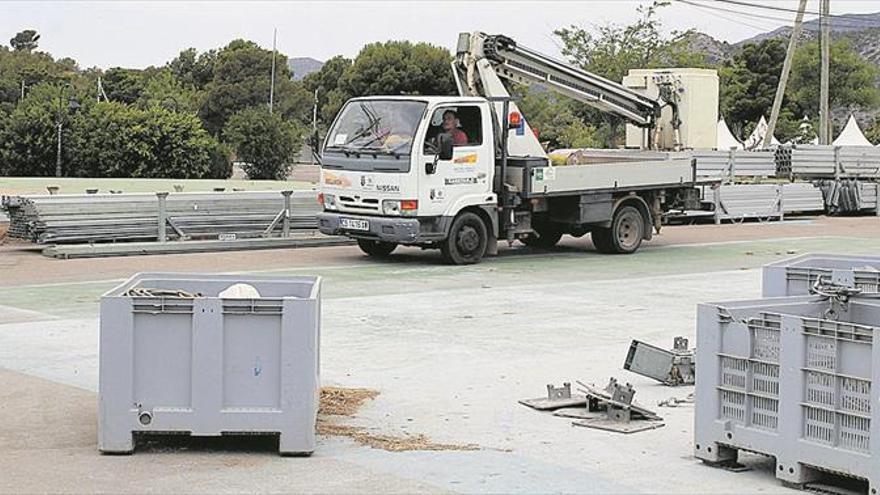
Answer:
[
  {"left": 382, "top": 199, "right": 418, "bottom": 217},
  {"left": 322, "top": 193, "right": 338, "bottom": 210}
]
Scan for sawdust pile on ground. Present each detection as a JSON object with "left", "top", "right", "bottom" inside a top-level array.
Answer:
[
  {"left": 318, "top": 386, "right": 478, "bottom": 452},
  {"left": 320, "top": 387, "right": 380, "bottom": 416},
  {"left": 317, "top": 422, "right": 478, "bottom": 452}
]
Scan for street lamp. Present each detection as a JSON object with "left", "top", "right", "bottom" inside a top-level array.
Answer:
[{"left": 55, "top": 83, "right": 80, "bottom": 178}]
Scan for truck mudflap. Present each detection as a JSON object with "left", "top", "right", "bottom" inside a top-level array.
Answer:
[{"left": 317, "top": 212, "right": 447, "bottom": 244}]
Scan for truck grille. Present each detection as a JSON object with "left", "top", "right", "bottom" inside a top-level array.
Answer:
[{"left": 338, "top": 196, "right": 380, "bottom": 212}]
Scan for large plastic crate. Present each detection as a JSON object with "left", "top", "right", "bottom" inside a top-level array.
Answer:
[
  {"left": 98, "top": 273, "right": 321, "bottom": 455},
  {"left": 763, "top": 253, "right": 880, "bottom": 297},
  {"left": 694, "top": 295, "right": 880, "bottom": 491}
]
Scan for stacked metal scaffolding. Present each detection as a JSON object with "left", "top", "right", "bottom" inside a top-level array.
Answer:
[{"left": 1, "top": 190, "right": 321, "bottom": 244}]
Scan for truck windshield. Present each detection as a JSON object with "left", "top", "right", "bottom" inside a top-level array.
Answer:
[{"left": 324, "top": 100, "right": 426, "bottom": 166}]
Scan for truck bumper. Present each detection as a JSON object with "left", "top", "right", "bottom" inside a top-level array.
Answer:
[{"left": 317, "top": 212, "right": 446, "bottom": 244}]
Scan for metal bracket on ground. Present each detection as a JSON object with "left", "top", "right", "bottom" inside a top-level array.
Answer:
[
  {"left": 568, "top": 378, "right": 664, "bottom": 434},
  {"left": 518, "top": 382, "right": 587, "bottom": 411}
]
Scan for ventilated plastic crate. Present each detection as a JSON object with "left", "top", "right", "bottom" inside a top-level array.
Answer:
[
  {"left": 695, "top": 295, "right": 880, "bottom": 491},
  {"left": 763, "top": 253, "right": 880, "bottom": 297},
  {"left": 99, "top": 273, "right": 321, "bottom": 455}
]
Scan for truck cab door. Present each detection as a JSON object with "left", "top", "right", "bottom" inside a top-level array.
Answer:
[{"left": 418, "top": 103, "right": 494, "bottom": 219}]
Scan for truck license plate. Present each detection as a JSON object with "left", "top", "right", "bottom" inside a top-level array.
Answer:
[{"left": 340, "top": 218, "right": 369, "bottom": 231}]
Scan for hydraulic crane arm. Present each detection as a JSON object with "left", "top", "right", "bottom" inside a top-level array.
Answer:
[{"left": 453, "top": 32, "right": 681, "bottom": 152}]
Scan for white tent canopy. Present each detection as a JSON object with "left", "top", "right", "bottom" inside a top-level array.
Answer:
[
  {"left": 833, "top": 114, "right": 873, "bottom": 147},
  {"left": 716, "top": 118, "right": 742, "bottom": 150},
  {"left": 743, "top": 116, "right": 781, "bottom": 150}
]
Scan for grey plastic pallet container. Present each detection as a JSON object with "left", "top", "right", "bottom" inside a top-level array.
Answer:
[
  {"left": 763, "top": 253, "right": 880, "bottom": 297},
  {"left": 694, "top": 295, "right": 880, "bottom": 491},
  {"left": 98, "top": 273, "right": 321, "bottom": 455}
]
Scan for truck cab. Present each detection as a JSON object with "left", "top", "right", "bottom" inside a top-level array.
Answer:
[{"left": 317, "top": 96, "right": 501, "bottom": 263}]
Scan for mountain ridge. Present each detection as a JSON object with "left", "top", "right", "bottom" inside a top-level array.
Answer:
[{"left": 685, "top": 11, "right": 880, "bottom": 67}]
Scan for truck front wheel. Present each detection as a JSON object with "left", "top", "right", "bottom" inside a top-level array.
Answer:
[
  {"left": 441, "top": 212, "right": 488, "bottom": 265},
  {"left": 357, "top": 239, "right": 397, "bottom": 257},
  {"left": 591, "top": 205, "right": 644, "bottom": 254}
]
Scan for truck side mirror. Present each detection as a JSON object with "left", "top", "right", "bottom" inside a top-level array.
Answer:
[
  {"left": 308, "top": 130, "right": 323, "bottom": 166},
  {"left": 308, "top": 130, "right": 321, "bottom": 152},
  {"left": 438, "top": 132, "right": 454, "bottom": 161}
]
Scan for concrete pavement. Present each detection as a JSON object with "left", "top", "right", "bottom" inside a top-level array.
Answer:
[{"left": 1, "top": 218, "right": 878, "bottom": 493}]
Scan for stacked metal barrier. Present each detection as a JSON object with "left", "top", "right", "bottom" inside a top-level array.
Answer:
[
  {"left": 684, "top": 145, "right": 880, "bottom": 220},
  {"left": 695, "top": 254, "right": 880, "bottom": 491},
  {"left": 815, "top": 179, "right": 880, "bottom": 214},
  {"left": 1, "top": 190, "right": 321, "bottom": 244},
  {"left": 702, "top": 183, "right": 825, "bottom": 223},
  {"left": 693, "top": 150, "right": 777, "bottom": 180},
  {"left": 791, "top": 145, "right": 880, "bottom": 179}
]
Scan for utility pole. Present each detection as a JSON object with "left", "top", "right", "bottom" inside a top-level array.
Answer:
[
  {"left": 269, "top": 28, "right": 277, "bottom": 114},
  {"left": 97, "top": 77, "right": 108, "bottom": 102},
  {"left": 819, "top": 0, "right": 831, "bottom": 144},
  {"left": 55, "top": 119, "right": 63, "bottom": 178},
  {"left": 55, "top": 83, "right": 80, "bottom": 178},
  {"left": 311, "top": 88, "right": 319, "bottom": 165},
  {"left": 20, "top": 80, "right": 25, "bottom": 101},
  {"left": 763, "top": 0, "right": 808, "bottom": 149},
  {"left": 312, "top": 88, "right": 318, "bottom": 134}
]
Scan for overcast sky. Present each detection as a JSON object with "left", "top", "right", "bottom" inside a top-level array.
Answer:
[{"left": 2, "top": 0, "right": 879, "bottom": 70}]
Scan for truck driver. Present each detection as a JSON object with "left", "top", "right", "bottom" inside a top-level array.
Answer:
[{"left": 442, "top": 110, "right": 469, "bottom": 145}]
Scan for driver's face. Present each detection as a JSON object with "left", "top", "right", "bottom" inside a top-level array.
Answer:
[{"left": 442, "top": 113, "right": 457, "bottom": 131}]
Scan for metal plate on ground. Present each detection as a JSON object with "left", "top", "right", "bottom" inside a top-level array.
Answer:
[
  {"left": 572, "top": 417, "right": 665, "bottom": 434},
  {"left": 552, "top": 407, "right": 605, "bottom": 420},
  {"left": 518, "top": 397, "right": 586, "bottom": 411}
]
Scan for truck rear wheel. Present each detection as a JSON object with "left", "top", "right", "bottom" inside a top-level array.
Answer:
[
  {"left": 441, "top": 212, "right": 488, "bottom": 265},
  {"left": 592, "top": 205, "right": 644, "bottom": 254},
  {"left": 357, "top": 239, "right": 397, "bottom": 257},
  {"left": 520, "top": 226, "right": 563, "bottom": 248}
]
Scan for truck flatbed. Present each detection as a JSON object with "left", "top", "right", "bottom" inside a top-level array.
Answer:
[{"left": 507, "top": 159, "right": 699, "bottom": 198}]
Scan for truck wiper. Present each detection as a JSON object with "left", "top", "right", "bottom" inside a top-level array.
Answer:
[
  {"left": 360, "top": 145, "right": 407, "bottom": 159},
  {"left": 325, "top": 144, "right": 407, "bottom": 159},
  {"left": 325, "top": 144, "right": 365, "bottom": 157}
]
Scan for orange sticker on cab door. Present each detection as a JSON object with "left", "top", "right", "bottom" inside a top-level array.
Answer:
[
  {"left": 453, "top": 153, "right": 477, "bottom": 164},
  {"left": 323, "top": 171, "right": 352, "bottom": 188}
]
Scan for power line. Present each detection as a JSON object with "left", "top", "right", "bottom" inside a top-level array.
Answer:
[
  {"left": 677, "top": 0, "right": 816, "bottom": 26},
  {"left": 675, "top": 0, "right": 880, "bottom": 30},
  {"left": 685, "top": 0, "right": 880, "bottom": 29},
  {"left": 710, "top": 0, "right": 875, "bottom": 20},
  {"left": 677, "top": 0, "right": 793, "bottom": 31}
]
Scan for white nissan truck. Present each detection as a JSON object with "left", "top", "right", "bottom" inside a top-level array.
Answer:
[{"left": 316, "top": 33, "right": 704, "bottom": 264}]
